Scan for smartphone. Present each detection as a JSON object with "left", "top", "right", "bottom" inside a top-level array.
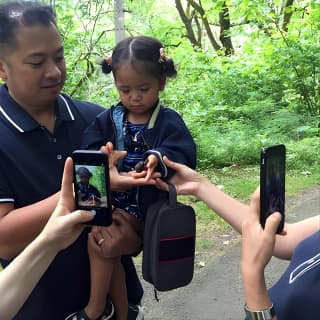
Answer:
[
  {"left": 260, "top": 144, "right": 286, "bottom": 234},
  {"left": 72, "top": 150, "right": 112, "bottom": 226}
]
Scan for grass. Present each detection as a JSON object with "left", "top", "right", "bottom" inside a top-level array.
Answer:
[{"left": 190, "top": 164, "right": 320, "bottom": 250}]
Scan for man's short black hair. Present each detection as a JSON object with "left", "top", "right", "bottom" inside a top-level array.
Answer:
[
  {"left": 76, "top": 167, "right": 92, "bottom": 178},
  {"left": 0, "top": 1, "right": 57, "bottom": 58}
]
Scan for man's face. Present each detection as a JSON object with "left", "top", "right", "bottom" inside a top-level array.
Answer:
[
  {"left": 0, "top": 23, "right": 66, "bottom": 109},
  {"left": 79, "top": 174, "right": 90, "bottom": 186}
]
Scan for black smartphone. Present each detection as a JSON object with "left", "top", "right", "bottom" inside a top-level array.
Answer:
[
  {"left": 72, "top": 150, "right": 112, "bottom": 226},
  {"left": 260, "top": 144, "right": 286, "bottom": 234}
]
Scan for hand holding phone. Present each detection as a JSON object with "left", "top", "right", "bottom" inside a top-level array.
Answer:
[
  {"left": 72, "top": 150, "right": 112, "bottom": 226},
  {"left": 260, "top": 144, "right": 286, "bottom": 234}
]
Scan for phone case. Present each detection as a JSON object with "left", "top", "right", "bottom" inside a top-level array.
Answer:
[
  {"left": 260, "top": 144, "right": 286, "bottom": 233},
  {"left": 72, "top": 150, "right": 112, "bottom": 226}
]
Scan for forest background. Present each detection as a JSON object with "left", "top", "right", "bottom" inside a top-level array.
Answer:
[{"left": 48, "top": 0, "right": 319, "bottom": 247}]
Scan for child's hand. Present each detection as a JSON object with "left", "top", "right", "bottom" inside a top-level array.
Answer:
[
  {"left": 134, "top": 160, "right": 148, "bottom": 173},
  {"left": 144, "top": 154, "right": 158, "bottom": 181},
  {"left": 133, "top": 154, "right": 158, "bottom": 181}
]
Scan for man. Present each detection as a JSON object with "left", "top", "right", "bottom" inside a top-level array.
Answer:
[{"left": 0, "top": 1, "right": 144, "bottom": 319}]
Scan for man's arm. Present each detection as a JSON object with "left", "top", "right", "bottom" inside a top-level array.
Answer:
[{"left": 0, "top": 193, "right": 60, "bottom": 259}]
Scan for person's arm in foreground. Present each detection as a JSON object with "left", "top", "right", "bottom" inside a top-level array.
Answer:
[
  {"left": 156, "top": 157, "right": 248, "bottom": 231},
  {"left": 241, "top": 188, "right": 280, "bottom": 319},
  {"left": 0, "top": 158, "right": 94, "bottom": 320},
  {"left": 159, "top": 157, "right": 319, "bottom": 259},
  {"left": 0, "top": 193, "right": 61, "bottom": 259}
]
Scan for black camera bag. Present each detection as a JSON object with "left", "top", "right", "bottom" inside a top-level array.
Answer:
[{"left": 142, "top": 184, "right": 196, "bottom": 291}]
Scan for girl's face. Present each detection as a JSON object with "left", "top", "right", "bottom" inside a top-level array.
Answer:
[{"left": 114, "top": 63, "right": 165, "bottom": 123}]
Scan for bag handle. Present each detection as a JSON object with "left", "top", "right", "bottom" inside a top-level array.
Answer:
[{"left": 168, "top": 183, "right": 178, "bottom": 206}]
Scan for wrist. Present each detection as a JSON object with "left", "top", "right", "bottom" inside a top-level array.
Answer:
[
  {"left": 36, "top": 233, "right": 60, "bottom": 254},
  {"left": 241, "top": 261, "right": 266, "bottom": 288},
  {"left": 244, "top": 303, "right": 275, "bottom": 320},
  {"left": 242, "top": 272, "right": 271, "bottom": 312},
  {"left": 241, "top": 263, "right": 265, "bottom": 282},
  {"left": 196, "top": 178, "right": 211, "bottom": 200}
]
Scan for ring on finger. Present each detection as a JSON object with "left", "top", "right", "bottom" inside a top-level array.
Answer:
[{"left": 98, "top": 238, "right": 105, "bottom": 246}]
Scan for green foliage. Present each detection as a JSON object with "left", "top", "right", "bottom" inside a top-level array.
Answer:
[
  {"left": 90, "top": 166, "right": 107, "bottom": 195},
  {"left": 49, "top": 0, "right": 319, "bottom": 171},
  {"left": 286, "top": 137, "right": 320, "bottom": 170}
]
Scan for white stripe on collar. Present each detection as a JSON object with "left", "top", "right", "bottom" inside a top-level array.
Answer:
[
  {"left": 0, "top": 105, "right": 24, "bottom": 132},
  {"left": 0, "top": 198, "right": 15, "bottom": 203},
  {"left": 59, "top": 94, "right": 75, "bottom": 120},
  {"left": 0, "top": 94, "right": 74, "bottom": 133}
]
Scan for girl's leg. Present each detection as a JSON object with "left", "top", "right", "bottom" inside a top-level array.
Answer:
[
  {"left": 84, "top": 233, "right": 116, "bottom": 320},
  {"left": 109, "top": 258, "right": 128, "bottom": 320}
]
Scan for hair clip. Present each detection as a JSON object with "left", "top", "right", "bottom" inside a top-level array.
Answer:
[
  {"left": 158, "top": 47, "right": 166, "bottom": 63},
  {"left": 105, "top": 51, "right": 113, "bottom": 66}
]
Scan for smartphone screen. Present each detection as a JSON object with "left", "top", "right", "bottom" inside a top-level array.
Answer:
[
  {"left": 72, "top": 150, "right": 112, "bottom": 226},
  {"left": 260, "top": 144, "right": 286, "bottom": 234}
]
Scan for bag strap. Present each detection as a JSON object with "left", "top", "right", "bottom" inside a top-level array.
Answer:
[
  {"left": 168, "top": 183, "right": 178, "bottom": 206},
  {"left": 153, "top": 183, "right": 175, "bottom": 303}
]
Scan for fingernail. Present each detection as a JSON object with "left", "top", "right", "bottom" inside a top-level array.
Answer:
[{"left": 90, "top": 209, "right": 97, "bottom": 216}]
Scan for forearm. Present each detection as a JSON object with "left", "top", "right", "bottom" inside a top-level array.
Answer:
[
  {"left": 195, "top": 179, "right": 249, "bottom": 233},
  {"left": 195, "top": 179, "right": 319, "bottom": 261},
  {"left": 0, "top": 192, "right": 60, "bottom": 259},
  {"left": 242, "top": 268, "right": 272, "bottom": 309},
  {"left": 273, "top": 215, "right": 320, "bottom": 259},
  {"left": 242, "top": 270, "right": 278, "bottom": 320},
  {"left": 0, "top": 235, "right": 58, "bottom": 320}
]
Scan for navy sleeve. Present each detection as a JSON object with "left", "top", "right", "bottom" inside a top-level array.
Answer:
[
  {"left": 144, "top": 108, "right": 197, "bottom": 177},
  {"left": 81, "top": 109, "right": 115, "bottom": 150}
]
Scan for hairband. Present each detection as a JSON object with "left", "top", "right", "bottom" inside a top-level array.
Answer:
[
  {"left": 104, "top": 48, "right": 166, "bottom": 65},
  {"left": 105, "top": 51, "right": 112, "bottom": 66},
  {"left": 158, "top": 47, "right": 166, "bottom": 63}
]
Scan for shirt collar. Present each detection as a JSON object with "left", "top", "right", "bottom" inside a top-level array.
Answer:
[{"left": 0, "top": 84, "right": 75, "bottom": 133}]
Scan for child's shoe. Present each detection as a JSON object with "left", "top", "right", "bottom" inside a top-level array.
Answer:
[{"left": 65, "top": 309, "right": 90, "bottom": 320}]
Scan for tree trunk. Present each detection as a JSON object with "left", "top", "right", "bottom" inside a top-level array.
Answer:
[
  {"left": 219, "top": 1, "right": 234, "bottom": 55},
  {"left": 175, "top": 0, "right": 201, "bottom": 47},
  {"left": 282, "top": 0, "right": 294, "bottom": 32},
  {"left": 188, "top": 0, "right": 222, "bottom": 51},
  {"left": 114, "top": 0, "right": 125, "bottom": 43}
]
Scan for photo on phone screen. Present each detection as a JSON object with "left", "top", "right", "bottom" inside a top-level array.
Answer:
[
  {"left": 72, "top": 150, "right": 112, "bottom": 226},
  {"left": 260, "top": 144, "right": 286, "bottom": 234}
]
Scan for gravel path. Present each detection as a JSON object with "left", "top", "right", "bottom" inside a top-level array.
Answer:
[{"left": 137, "top": 185, "right": 320, "bottom": 320}]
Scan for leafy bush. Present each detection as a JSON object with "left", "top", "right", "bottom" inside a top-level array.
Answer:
[
  {"left": 52, "top": 0, "right": 319, "bottom": 172},
  {"left": 286, "top": 138, "right": 320, "bottom": 170}
]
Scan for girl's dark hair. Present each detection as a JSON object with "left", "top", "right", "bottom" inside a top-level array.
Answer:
[
  {"left": 101, "top": 36, "right": 177, "bottom": 80},
  {"left": 0, "top": 1, "right": 57, "bottom": 57}
]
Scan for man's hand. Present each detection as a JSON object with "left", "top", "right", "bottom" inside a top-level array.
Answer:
[{"left": 89, "top": 209, "right": 143, "bottom": 258}]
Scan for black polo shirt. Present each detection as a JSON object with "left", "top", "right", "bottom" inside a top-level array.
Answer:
[
  {"left": 0, "top": 84, "right": 104, "bottom": 207},
  {"left": 0, "top": 84, "right": 143, "bottom": 319}
]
